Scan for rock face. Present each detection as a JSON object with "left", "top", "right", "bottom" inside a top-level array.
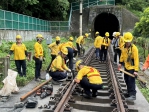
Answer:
[{"left": 70, "top": 5, "right": 139, "bottom": 37}]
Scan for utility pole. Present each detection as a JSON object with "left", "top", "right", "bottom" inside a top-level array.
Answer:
[{"left": 79, "top": 0, "right": 83, "bottom": 36}]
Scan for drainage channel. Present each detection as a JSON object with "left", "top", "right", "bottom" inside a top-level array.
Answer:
[{"left": 42, "top": 47, "right": 138, "bottom": 112}]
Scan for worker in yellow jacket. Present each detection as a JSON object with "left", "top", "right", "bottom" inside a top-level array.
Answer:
[
  {"left": 49, "top": 47, "right": 71, "bottom": 83},
  {"left": 34, "top": 34, "right": 44, "bottom": 81},
  {"left": 46, "top": 36, "right": 61, "bottom": 72},
  {"left": 99, "top": 32, "right": 111, "bottom": 62},
  {"left": 94, "top": 31, "right": 103, "bottom": 60},
  {"left": 74, "top": 60, "right": 103, "bottom": 98},
  {"left": 76, "top": 33, "right": 89, "bottom": 56},
  {"left": 59, "top": 37, "right": 77, "bottom": 70},
  {"left": 118, "top": 32, "right": 139, "bottom": 101},
  {"left": 7, "top": 35, "right": 29, "bottom": 77},
  {"left": 112, "top": 32, "right": 125, "bottom": 64}
]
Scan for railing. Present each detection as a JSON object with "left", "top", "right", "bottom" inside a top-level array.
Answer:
[
  {"left": 0, "top": 0, "right": 115, "bottom": 32},
  {"left": 0, "top": 58, "right": 10, "bottom": 78},
  {"left": 72, "top": 0, "right": 115, "bottom": 11}
]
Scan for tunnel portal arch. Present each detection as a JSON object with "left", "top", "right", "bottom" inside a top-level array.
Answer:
[{"left": 94, "top": 12, "right": 119, "bottom": 39}]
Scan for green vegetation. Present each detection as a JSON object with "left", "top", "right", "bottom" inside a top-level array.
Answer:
[
  {"left": 136, "top": 80, "right": 149, "bottom": 102},
  {"left": 0, "top": 37, "right": 70, "bottom": 87}
]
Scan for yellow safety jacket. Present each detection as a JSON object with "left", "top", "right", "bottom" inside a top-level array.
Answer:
[
  {"left": 76, "top": 36, "right": 85, "bottom": 46},
  {"left": 101, "top": 37, "right": 111, "bottom": 49},
  {"left": 50, "top": 55, "right": 69, "bottom": 72},
  {"left": 118, "top": 36, "right": 125, "bottom": 50},
  {"left": 94, "top": 36, "right": 103, "bottom": 48},
  {"left": 10, "top": 43, "right": 27, "bottom": 60},
  {"left": 48, "top": 42, "right": 60, "bottom": 55},
  {"left": 120, "top": 44, "right": 139, "bottom": 71},
  {"left": 60, "top": 41, "right": 75, "bottom": 49},
  {"left": 34, "top": 42, "right": 43, "bottom": 58},
  {"left": 76, "top": 66, "right": 103, "bottom": 84}
]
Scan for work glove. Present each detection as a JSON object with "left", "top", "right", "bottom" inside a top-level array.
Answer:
[
  {"left": 67, "top": 69, "right": 71, "bottom": 73},
  {"left": 142, "top": 67, "right": 146, "bottom": 71},
  {"left": 133, "top": 72, "right": 138, "bottom": 78},
  {"left": 79, "top": 45, "right": 82, "bottom": 48},
  {"left": 39, "top": 56, "right": 43, "bottom": 61},
  {"left": 6, "top": 54, "right": 10, "bottom": 58}
]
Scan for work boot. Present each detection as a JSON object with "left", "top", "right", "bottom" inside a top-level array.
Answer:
[
  {"left": 35, "top": 78, "right": 41, "bottom": 81},
  {"left": 125, "top": 95, "right": 136, "bottom": 101},
  {"left": 123, "top": 93, "right": 130, "bottom": 98},
  {"left": 92, "top": 92, "right": 98, "bottom": 97}
]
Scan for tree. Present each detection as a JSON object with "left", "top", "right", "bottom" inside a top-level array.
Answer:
[{"left": 134, "top": 7, "right": 149, "bottom": 37}]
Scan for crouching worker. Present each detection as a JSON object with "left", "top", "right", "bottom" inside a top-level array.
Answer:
[
  {"left": 49, "top": 47, "right": 71, "bottom": 84},
  {"left": 74, "top": 60, "right": 103, "bottom": 98}
]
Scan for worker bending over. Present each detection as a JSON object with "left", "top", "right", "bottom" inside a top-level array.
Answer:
[
  {"left": 76, "top": 33, "right": 89, "bottom": 56},
  {"left": 74, "top": 60, "right": 103, "bottom": 98}
]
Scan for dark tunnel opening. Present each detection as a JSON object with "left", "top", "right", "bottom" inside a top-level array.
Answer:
[{"left": 94, "top": 12, "right": 119, "bottom": 39}]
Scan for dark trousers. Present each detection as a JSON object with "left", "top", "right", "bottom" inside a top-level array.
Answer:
[
  {"left": 15, "top": 60, "right": 26, "bottom": 76},
  {"left": 100, "top": 48, "right": 108, "bottom": 61},
  {"left": 80, "top": 77, "right": 103, "bottom": 95},
  {"left": 49, "top": 71, "right": 67, "bottom": 81},
  {"left": 67, "top": 47, "right": 73, "bottom": 70},
  {"left": 95, "top": 48, "right": 100, "bottom": 58},
  {"left": 35, "top": 57, "right": 42, "bottom": 79},
  {"left": 76, "top": 43, "right": 80, "bottom": 55},
  {"left": 46, "top": 55, "right": 56, "bottom": 72},
  {"left": 73, "top": 49, "right": 78, "bottom": 57},
  {"left": 114, "top": 49, "right": 121, "bottom": 62},
  {"left": 124, "top": 69, "right": 136, "bottom": 96}
]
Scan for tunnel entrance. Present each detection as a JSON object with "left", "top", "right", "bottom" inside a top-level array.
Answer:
[{"left": 94, "top": 12, "right": 119, "bottom": 39}]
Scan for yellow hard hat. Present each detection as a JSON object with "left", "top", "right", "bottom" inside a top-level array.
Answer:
[
  {"left": 36, "top": 34, "right": 43, "bottom": 38},
  {"left": 69, "top": 37, "right": 74, "bottom": 41},
  {"left": 95, "top": 32, "right": 99, "bottom": 35},
  {"left": 116, "top": 32, "right": 120, "bottom": 37},
  {"left": 75, "top": 60, "right": 82, "bottom": 71},
  {"left": 16, "top": 35, "right": 22, "bottom": 39},
  {"left": 123, "top": 32, "right": 133, "bottom": 42},
  {"left": 61, "top": 47, "right": 68, "bottom": 55},
  {"left": 105, "top": 32, "right": 109, "bottom": 37},
  {"left": 85, "top": 33, "right": 89, "bottom": 37},
  {"left": 56, "top": 36, "right": 60, "bottom": 41}
]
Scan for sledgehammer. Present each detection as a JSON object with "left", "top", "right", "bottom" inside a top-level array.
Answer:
[{"left": 118, "top": 68, "right": 147, "bottom": 86}]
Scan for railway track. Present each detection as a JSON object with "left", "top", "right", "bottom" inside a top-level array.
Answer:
[{"left": 43, "top": 47, "right": 139, "bottom": 112}]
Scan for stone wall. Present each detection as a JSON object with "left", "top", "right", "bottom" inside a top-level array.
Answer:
[
  {"left": 122, "top": 8, "right": 139, "bottom": 32},
  {"left": 0, "top": 30, "right": 70, "bottom": 43}
]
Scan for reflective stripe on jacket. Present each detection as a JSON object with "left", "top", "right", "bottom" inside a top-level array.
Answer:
[{"left": 76, "top": 66, "right": 103, "bottom": 84}]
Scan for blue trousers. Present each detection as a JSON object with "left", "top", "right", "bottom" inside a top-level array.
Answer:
[
  {"left": 95, "top": 48, "right": 100, "bottom": 58},
  {"left": 49, "top": 71, "right": 67, "bottom": 81},
  {"left": 80, "top": 77, "right": 103, "bottom": 95},
  {"left": 124, "top": 69, "right": 136, "bottom": 96},
  {"left": 67, "top": 47, "right": 73, "bottom": 70}
]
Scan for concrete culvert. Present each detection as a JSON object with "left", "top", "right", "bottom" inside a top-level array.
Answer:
[{"left": 94, "top": 12, "right": 119, "bottom": 39}]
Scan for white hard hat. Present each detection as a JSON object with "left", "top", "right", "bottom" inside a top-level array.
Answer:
[{"left": 112, "top": 32, "right": 117, "bottom": 36}]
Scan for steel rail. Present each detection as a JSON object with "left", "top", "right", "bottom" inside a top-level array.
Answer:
[
  {"left": 107, "top": 52, "right": 125, "bottom": 112},
  {"left": 54, "top": 47, "right": 95, "bottom": 112}
]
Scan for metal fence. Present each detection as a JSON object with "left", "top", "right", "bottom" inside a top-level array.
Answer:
[
  {"left": 0, "top": 9, "right": 69, "bottom": 32},
  {"left": 0, "top": 0, "right": 115, "bottom": 31},
  {"left": 72, "top": 0, "right": 115, "bottom": 11}
]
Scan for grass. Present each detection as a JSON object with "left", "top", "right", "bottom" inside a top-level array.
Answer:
[{"left": 0, "top": 36, "right": 92, "bottom": 88}]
